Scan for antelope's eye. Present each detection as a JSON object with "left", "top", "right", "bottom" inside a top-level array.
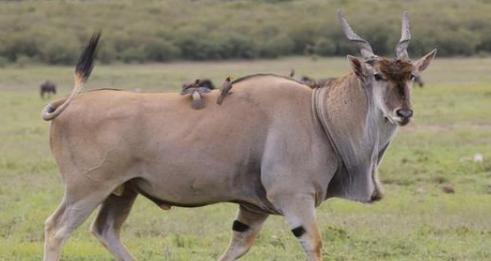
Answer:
[
  {"left": 410, "top": 74, "right": 417, "bottom": 81},
  {"left": 374, "top": 73, "right": 385, "bottom": 81}
]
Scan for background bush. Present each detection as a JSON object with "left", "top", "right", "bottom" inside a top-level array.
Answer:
[{"left": 0, "top": 0, "right": 490, "bottom": 64}]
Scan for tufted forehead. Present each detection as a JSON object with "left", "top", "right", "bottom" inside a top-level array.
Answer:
[{"left": 374, "top": 59, "right": 413, "bottom": 82}]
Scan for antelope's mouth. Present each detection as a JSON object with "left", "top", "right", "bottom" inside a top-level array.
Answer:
[
  {"left": 398, "top": 117, "right": 411, "bottom": 126},
  {"left": 384, "top": 115, "right": 411, "bottom": 126}
]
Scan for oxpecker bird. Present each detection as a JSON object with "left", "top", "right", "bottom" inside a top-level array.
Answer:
[
  {"left": 217, "top": 76, "right": 232, "bottom": 105},
  {"left": 181, "top": 79, "right": 211, "bottom": 110}
]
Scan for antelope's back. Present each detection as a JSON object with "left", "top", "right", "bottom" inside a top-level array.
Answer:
[{"left": 48, "top": 77, "right": 313, "bottom": 179}]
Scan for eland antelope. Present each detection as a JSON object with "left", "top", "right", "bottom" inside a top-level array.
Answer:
[{"left": 41, "top": 11, "right": 435, "bottom": 261}]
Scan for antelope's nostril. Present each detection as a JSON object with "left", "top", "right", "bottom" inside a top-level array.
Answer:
[{"left": 396, "top": 109, "right": 413, "bottom": 118}]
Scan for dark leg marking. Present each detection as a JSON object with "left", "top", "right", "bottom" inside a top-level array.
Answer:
[
  {"left": 232, "top": 220, "right": 250, "bottom": 232},
  {"left": 292, "top": 226, "right": 306, "bottom": 238}
]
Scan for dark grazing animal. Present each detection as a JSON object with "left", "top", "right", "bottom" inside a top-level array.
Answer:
[{"left": 40, "top": 80, "right": 57, "bottom": 98}]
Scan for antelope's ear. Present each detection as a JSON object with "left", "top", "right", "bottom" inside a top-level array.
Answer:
[
  {"left": 347, "top": 55, "right": 368, "bottom": 79},
  {"left": 414, "top": 49, "right": 437, "bottom": 72}
]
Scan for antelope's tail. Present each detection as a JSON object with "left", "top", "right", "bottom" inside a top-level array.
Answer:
[{"left": 41, "top": 32, "right": 101, "bottom": 121}]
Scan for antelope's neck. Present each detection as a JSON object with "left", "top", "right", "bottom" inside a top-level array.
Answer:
[
  {"left": 313, "top": 73, "right": 399, "bottom": 202},
  {"left": 314, "top": 73, "right": 398, "bottom": 165}
]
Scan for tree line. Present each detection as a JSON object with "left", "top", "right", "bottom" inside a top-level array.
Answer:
[{"left": 0, "top": 0, "right": 490, "bottom": 65}]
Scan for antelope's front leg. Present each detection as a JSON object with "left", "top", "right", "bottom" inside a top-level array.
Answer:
[
  {"left": 219, "top": 206, "right": 269, "bottom": 261},
  {"left": 278, "top": 194, "right": 322, "bottom": 261}
]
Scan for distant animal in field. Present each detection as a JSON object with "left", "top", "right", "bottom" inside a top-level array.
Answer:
[
  {"left": 40, "top": 80, "right": 56, "bottom": 98},
  {"left": 41, "top": 9, "right": 436, "bottom": 261},
  {"left": 442, "top": 185, "right": 455, "bottom": 194}
]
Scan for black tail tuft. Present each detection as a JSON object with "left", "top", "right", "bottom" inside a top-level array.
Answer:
[{"left": 75, "top": 32, "right": 101, "bottom": 81}]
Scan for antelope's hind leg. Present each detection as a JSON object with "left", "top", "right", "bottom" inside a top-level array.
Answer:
[
  {"left": 43, "top": 182, "right": 111, "bottom": 261},
  {"left": 91, "top": 187, "right": 138, "bottom": 261},
  {"left": 219, "top": 206, "right": 269, "bottom": 261}
]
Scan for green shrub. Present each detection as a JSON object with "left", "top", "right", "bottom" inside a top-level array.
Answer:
[
  {"left": 257, "top": 33, "right": 294, "bottom": 58},
  {"left": 143, "top": 38, "right": 181, "bottom": 61},
  {"left": 314, "top": 38, "right": 336, "bottom": 56},
  {"left": 120, "top": 46, "right": 145, "bottom": 63},
  {"left": 15, "top": 55, "right": 33, "bottom": 68},
  {"left": 0, "top": 0, "right": 489, "bottom": 64},
  {"left": 38, "top": 35, "right": 81, "bottom": 64}
]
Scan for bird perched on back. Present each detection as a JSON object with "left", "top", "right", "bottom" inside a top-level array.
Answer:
[
  {"left": 217, "top": 76, "right": 233, "bottom": 105},
  {"left": 181, "top": 79, "right": 200, "bottom": 94},
  {"left": 181, "top": 79, "right": 213, "bottom": 110},
  {"left": 182, "top": 78, "right": 215, "bottom": 91}
]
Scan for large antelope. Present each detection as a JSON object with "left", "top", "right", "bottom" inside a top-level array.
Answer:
[{"left": 41, "top": 12, "right": 435, "bottom": 261}]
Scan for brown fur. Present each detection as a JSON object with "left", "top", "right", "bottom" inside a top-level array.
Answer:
[{"left": 376, "top": 59, "right": 413, "bottom": 83}]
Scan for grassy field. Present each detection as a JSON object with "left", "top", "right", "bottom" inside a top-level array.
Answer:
[{"left": 0, "top": 57, "right": 490, "bottom": 260}]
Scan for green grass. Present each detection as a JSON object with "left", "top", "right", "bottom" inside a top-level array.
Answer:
[{"left": 0, "top": 57, "right": 490, "bottom": 260}]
